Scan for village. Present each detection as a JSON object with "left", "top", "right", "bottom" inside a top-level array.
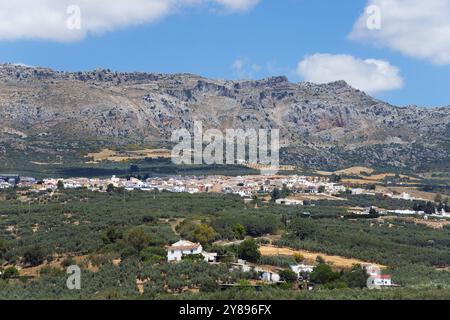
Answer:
[
  {"left": 0, "top": 170, "right": 448, "bottom": 297},
  {"left": 1, "top": 173, "right": 449, "bottom": 219}
]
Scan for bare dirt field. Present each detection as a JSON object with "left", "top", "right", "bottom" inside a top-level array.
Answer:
[
  {"left": 85, "top": 148, "right": 171, "bottom": 163},
  {"left": 288, "top": 194, "right": 345, "bottom": 201},
  {"left": 15, "top": 254, "right": 94, "bottom": 278},
  {"left": 376, "top": 186, "right": 440, "bottom": 201},
  {"left": 259, "top": 245, "right": 385, "bottom": 270},
  {"left": 376, "top": 216, "right": 450, "bottom": 230},
  {"left": 318, "top": 167, "right": 420, "bottom": 185},
  {"left": 317, "top": 166, "right": 374, "bottom": 176}
]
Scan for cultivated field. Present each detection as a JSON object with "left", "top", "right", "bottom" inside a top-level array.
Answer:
[
  {"left": 85, "top": 148, "right": 172, "bottom": 163},
  {"left": 259, "top": 245, "right": 385, "bottom": 270}
]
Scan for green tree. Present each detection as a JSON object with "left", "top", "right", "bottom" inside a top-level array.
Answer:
[
  {"left": 57, "top": 180, "right": 65, "bottom": 190},
  {"left": 1, "top": 266, "right": 19, "bottom": 280},
  {"left": 140, "top": 247, "right": 166, "bottom": 263},
  {"left": 232, "top": 223, "right": 246, "bottom": 240},
  {"left": 102, "top": 226, "right": 123, "bottom": 245},
  {"left": 168, "top": 278, "right": 184, "bottom": 294},
  {"left": 318, "top": 186, "right": 326, "bottom": 194},
  {"left": 330, "top": 174, "right": 342, "bottom": 183},
  {"left": 315, "top": 256, "right": 326, "bottom": 264},
  {"left": 182, "top": 254, "right": 205, "bottom": 262},
  {"left": 310, "top": 264, "right": 339, "bottom": 284},
  {"left": 106, "top": 183, "right": 115, "bottom": 193},
  {"left": 192, "top": 224, "right": 216, "bottom": 245},
  {"left": 280, "top": 185, "right": 292, "bottom": 198},
  {"left": 444, "top": 197, "right": 450, "bottom": 212},
  {"left": 250, "top": 195, "right": 260, "bottom": 207},
  {"left": 279, "top": 269, "right": 298, "bottom": 283},
  {"left": 199, "top": 276, "right": 219, "bottom": 292},
  {"left": 23, "top": 246, "right": 45, "bottom": 267},
  {"left": 293, "top": 253, "right": 305, "bottom": 263},
  {"left": 341, "top": 264, "right": 369, "bottom": 288},
  {"left": 0, "top": 239, "right": 7, "bottom": 259},
  {"left": 289, "top": 218, "right": 317, "bottom": 240},
  {"left": 424, "top": 201, "right": 436, "bottom": 215},
  {"left": 238, "top": 238, "right": 261, "bottom": 263},
  {"left": 61, "top": 256, "right": 76, "bottom": 268},
  {"left": 271, "top": 188, "right": 281, "bottom": 201},
  {"left": 129, "top": 165, "right": 140, "bottom": 173},
  {"left": 125, "top": 228, "right": 151, "bottom": 254}
]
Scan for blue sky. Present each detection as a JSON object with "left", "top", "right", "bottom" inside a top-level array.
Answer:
[{"left": 0, "top": 0, "right": 450, "bottom": 107}]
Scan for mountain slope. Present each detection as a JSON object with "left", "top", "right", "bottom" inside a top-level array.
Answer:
[{"left": 0, "top": 64, "right": 449, "bottom": 172}]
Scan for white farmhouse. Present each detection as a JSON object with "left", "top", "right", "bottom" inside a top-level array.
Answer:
[
  {"left": 368, "top": 275, "right": 393, "bottom": 289},
  {"left": 260, "top": 270, "right": 281, "bottom": 283},
  {"left": 290, "top": 264, "right": 314, "bottom": 277},
  {"left": 166, "top": 240, "right": 217, "bottom": 263},
  {"left": 254, "top": 267, "right": 281, "bottom": 283},
  {"left": 167, "top": 240, "right": 203, "bottom": 262},
  {"left": 275, "top": 198, "right": 304, "bottom": 206}
]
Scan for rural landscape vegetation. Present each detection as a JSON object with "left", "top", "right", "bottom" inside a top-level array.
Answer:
[{"left": 0, "top": 0, "right": 450, "bottom": 302}]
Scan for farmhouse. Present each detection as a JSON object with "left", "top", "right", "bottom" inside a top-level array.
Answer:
[
  {"left": 290, "top": 264, "right": 314, "bottom": 277},
  {"left": 231, "top": 259, "right": 253, "bottom": 272},
  {"left": 368, "top": 275, "right": 394, "bottom": 289},
  {"left": 259, "top": 270, "right": 281, "bottom": 283},
  {"left": 166, "top": 240, "right": 217, "bottom": 263},
  {"left": 275, "top": 198, "right": 304, "bottom": 206},
  {"left": 254, "top": 266, "right": 281, "bottom": 283},
  {"left": 167, "top": 240, "right": 202, "bottom": 262}
]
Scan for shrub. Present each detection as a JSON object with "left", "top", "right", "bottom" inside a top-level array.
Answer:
[
  {"left": 293, "top": 253, "right": 305, "bottom": 263},
  {"left": 62, "top": 256, "right": 77, "bottom": 268},
  {"left": 310, "top": 264, "right": 339, "bottom": 284},
  {"left": 279, "top": 269, "right": 298, "bottom": 283},
  {"left": 259, "top": 256, "right": 296, "bottom": 268},
  {"left": 192, "top": 224, "right": 216, "bottom": 245},
  {"left": 23, "top": 246, "right": 45, "bottom": 267},
  {"left": 1, "top": 267, "right": 19, "bottom": 280},
  {"left": 238, "top": 239, "right": 261, "bottom": 263}
]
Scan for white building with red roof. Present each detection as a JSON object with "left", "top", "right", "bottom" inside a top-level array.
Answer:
[{"left": 368, "top": 275, "right": 394, "bottom": 289}]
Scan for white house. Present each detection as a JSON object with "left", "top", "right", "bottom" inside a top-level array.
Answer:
[
  {"left": 167, "top": 240, "right": 203, "bottom": 262},
  {"left": 254, "top": 267, "right": 281, "bottom": 283},
  {"left": 388, "top": 209, "right": 421, "bottom": 215},
  {"left": 290, "top": 264, "right": 314, "bottom": 277},
  {"left": 231, "top": 259, "right": 252, "bottom": 272},
  {"left": 275, "top": 198, "right": 304, "bottom": 206},
  {"left": 260, "top": 270, "right": 281, "bottom": 283},
  {"left": 202, "top": 252, "right": 218, "bottom": 263},
  {"left": 368, "top": 275, "right": 393, "bottom": 289},
  {"left": 166, "top": 240, "right": 217, "bottom": 263}
]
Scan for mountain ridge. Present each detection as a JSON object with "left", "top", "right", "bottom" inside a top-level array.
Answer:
[{"left": 0, "top": 63, "right": 449, "bottom": 172}]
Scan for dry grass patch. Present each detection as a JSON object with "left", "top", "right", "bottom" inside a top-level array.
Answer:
[
  {"left": 85, "top": 148, "right": 171, "bottom": 163},
  {"left": 259, "top": 245, "right": 385, "bottom": 270}
]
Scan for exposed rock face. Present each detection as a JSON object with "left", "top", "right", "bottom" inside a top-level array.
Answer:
[{"left": 0, "top": 63, "right": 449, "bottom": 171}]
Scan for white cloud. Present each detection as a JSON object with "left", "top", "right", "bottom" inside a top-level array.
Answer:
[
  {"left": 0, "top": 0, "right": 260, "bottom": 42},
  {"left": 232, "top": 57, "right": 262, "bottom": 79},
  {"left": 232, "top": 58, "right": 246, "bottom": 71},
  {"left": 214, "top": 0, "right": 259, "bottom": 12},
  {"left": 296, "top": 53, "right": 404, "bottom": 95},
  {"left": 350, "top": 0, "right": 450, "bottom": 65}
]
